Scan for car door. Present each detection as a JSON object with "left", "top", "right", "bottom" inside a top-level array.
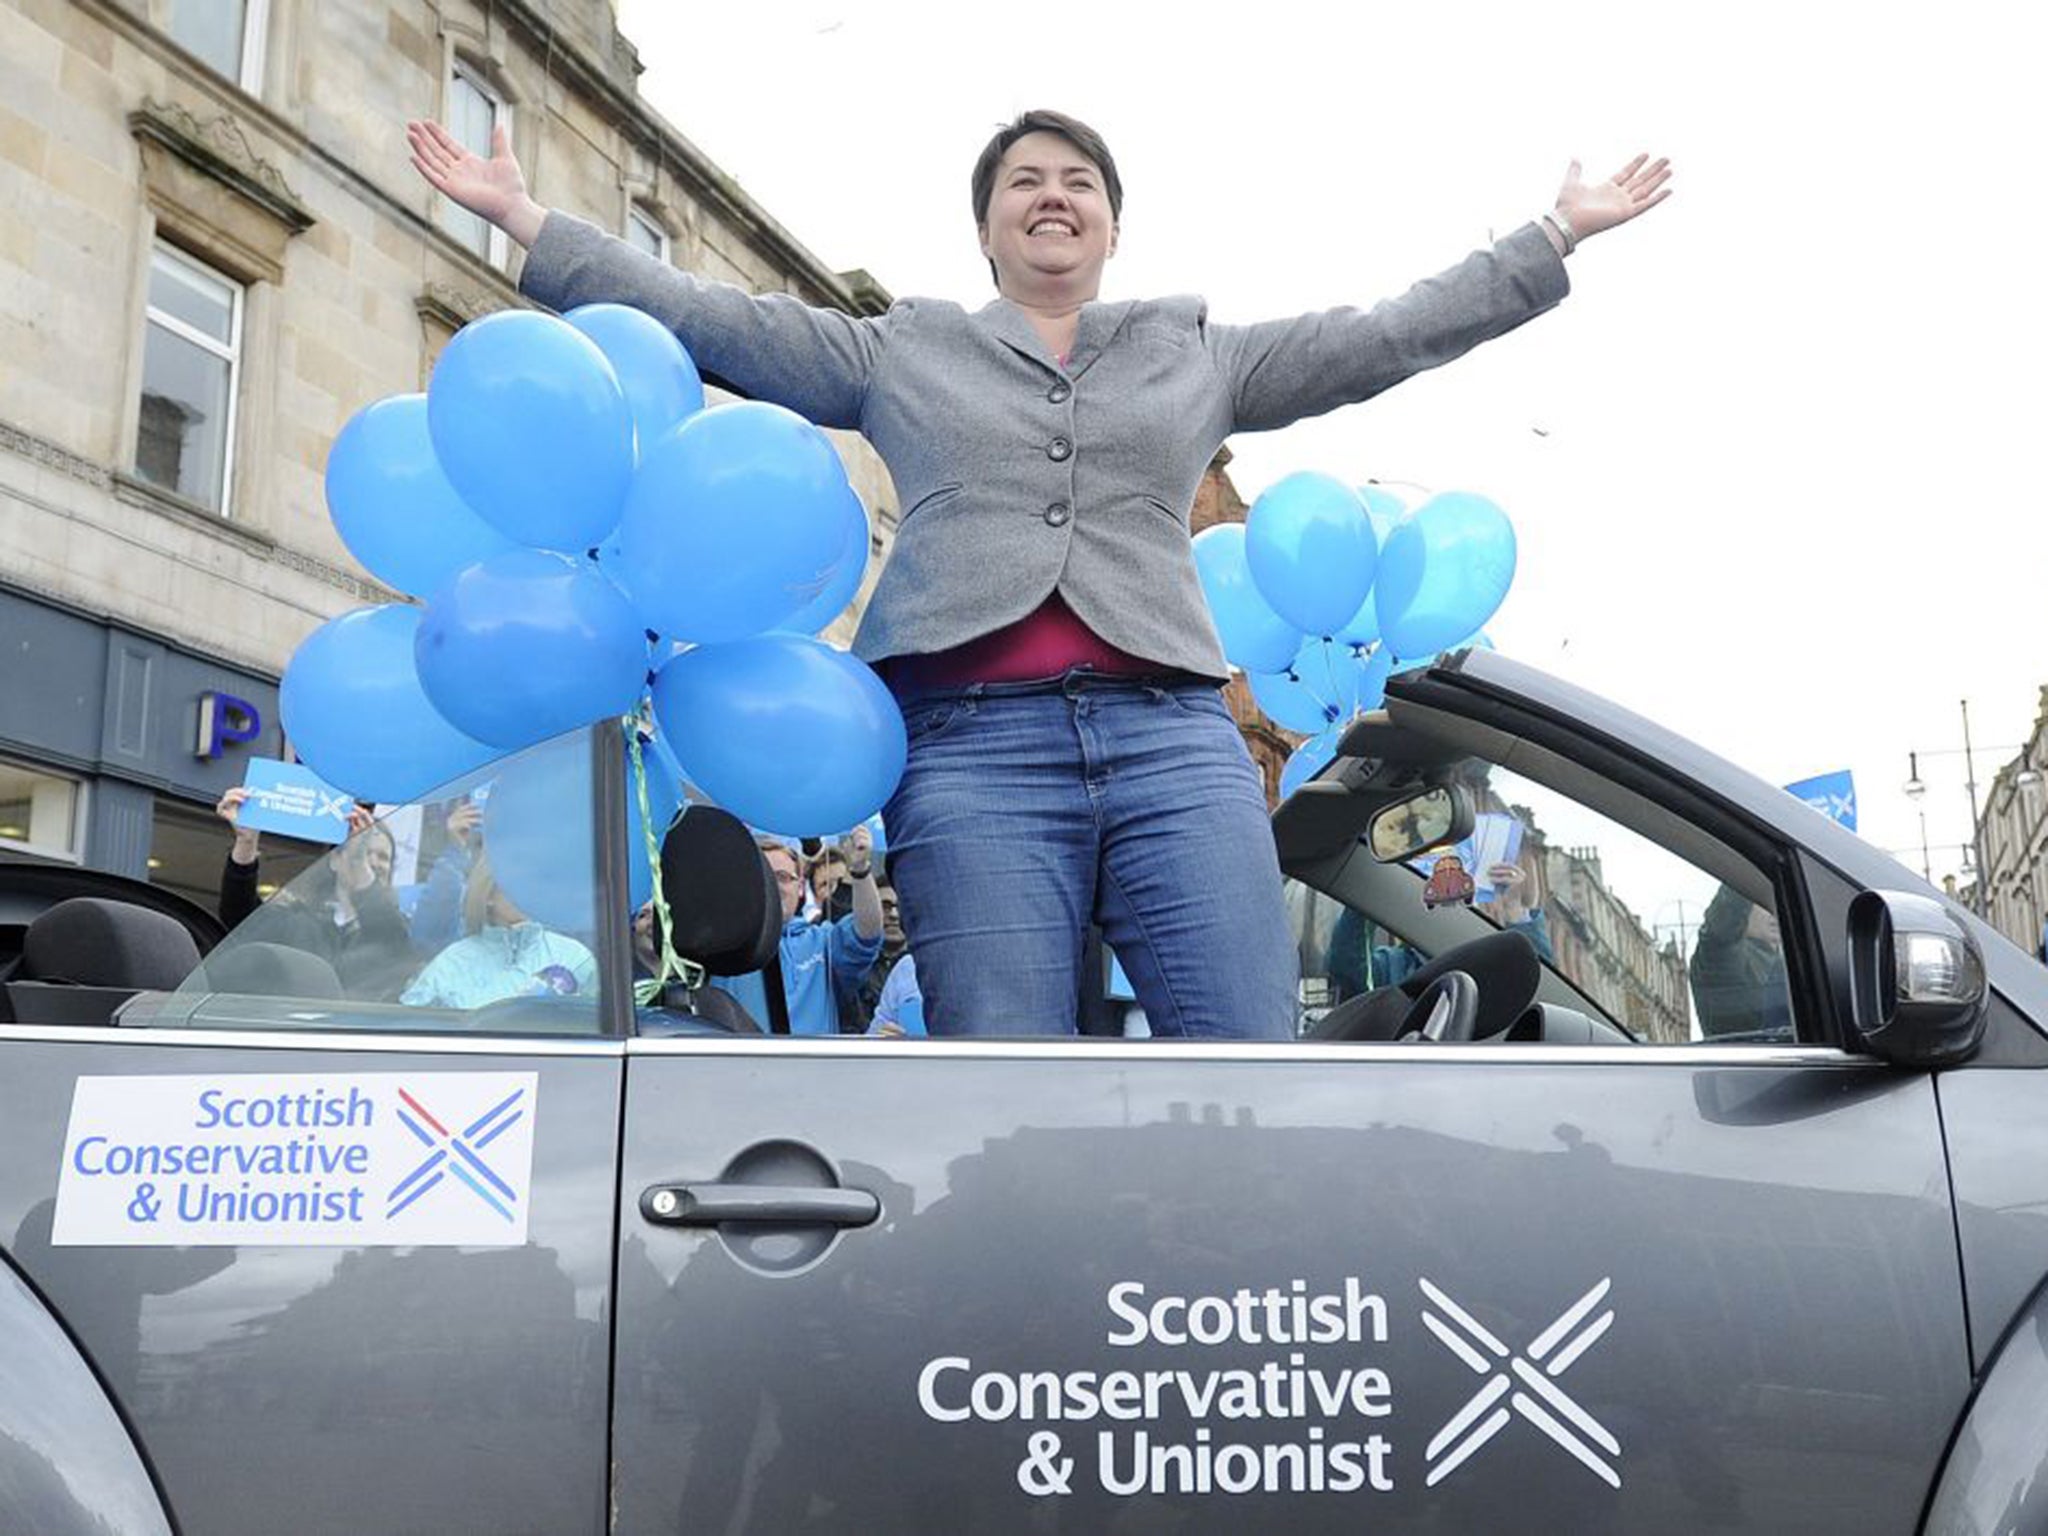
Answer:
[
  {"left": 606, "top": 661, "right": 1970, "bottom": 1534},
  {"left": 0, "top": 729, "right": 631, "bottom": 1536}
]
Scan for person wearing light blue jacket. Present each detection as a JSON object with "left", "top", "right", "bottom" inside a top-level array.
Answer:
[
  {"left": 401, "top": 852, "right": 596, "bottom": 1010},
  {"left": 713, "top": 834, "right": 884, "bottom": 1035}
]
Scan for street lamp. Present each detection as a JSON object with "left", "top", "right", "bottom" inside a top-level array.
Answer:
[{"left": 1905, "top": 702, "right": 2042, "bottom": 918}]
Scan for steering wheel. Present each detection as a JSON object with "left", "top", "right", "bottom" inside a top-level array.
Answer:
[{"left": 1395, "top": 969, "right": 1480, "bottom": 1042}]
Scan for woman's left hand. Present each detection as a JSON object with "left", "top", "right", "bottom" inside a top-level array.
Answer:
[{"left": 1555, "top": 153, "right": 1673, "bottom": 243}]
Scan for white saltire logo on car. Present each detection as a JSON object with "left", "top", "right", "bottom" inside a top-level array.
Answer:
[{"left": 1419, "top": 1276, "right": 1620, "bottom": 1488}]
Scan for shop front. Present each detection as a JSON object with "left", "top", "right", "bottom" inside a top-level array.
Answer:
[{"left": 0, "top": 581, "right": 321, "bottom": 915}]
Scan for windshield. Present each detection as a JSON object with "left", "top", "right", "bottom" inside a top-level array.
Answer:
[{"left": 167, "top": 727, "right": 628, "bottom": 1035}]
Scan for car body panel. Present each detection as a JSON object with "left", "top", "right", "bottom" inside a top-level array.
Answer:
[
  {"left": 612, "top": 1039, "right": 1967, "bottom": 1532},
  {"left": 0, "top": 1253, "right": 172, "bottom": 1536},
  {"left": 0, "top": 1027, "right": 622, "bottom": 1536},
  {"left": 1936, "top": 1062, "right": 2048, "bottom": 1372},
  {"left": 1922, "top": 1271, "right": 2048, "bottom": 1535}
]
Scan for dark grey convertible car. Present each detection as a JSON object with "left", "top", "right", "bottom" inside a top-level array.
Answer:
[{"left": 4, "top": 650, "right": 2045, "bottom": 1535}]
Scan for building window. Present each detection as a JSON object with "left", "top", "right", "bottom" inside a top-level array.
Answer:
[
  {"left": 0, "top": 761, "right": 84, "bottom": 861},
  {"left": 627, "top": 205, "right": 670, "bottom": 263},
  {"left": 136, "top": 243, "right": 243, "bottom": 514},
  {"left": 444, "top": 64, "right": 508, "bottom": 267},
  {"left": 161, "top": 0, "right": 270, "bottom": 94}
]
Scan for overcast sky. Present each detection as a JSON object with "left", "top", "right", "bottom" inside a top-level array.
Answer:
[{"left": 616, "top": 0, "right": 2047, "bottom": 892}]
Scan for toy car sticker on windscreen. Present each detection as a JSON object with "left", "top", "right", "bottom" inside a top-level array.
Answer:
[
  {"left": 52, "top": 1073, "right": 538, "bottom": 1246},
  {"left": 1422, "top": 854, "right": 1476, "bottom": 910}
]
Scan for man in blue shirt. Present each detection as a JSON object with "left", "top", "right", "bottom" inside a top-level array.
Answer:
[{"left": 714, "top": 830, "right": 883, "bottom": 1034}]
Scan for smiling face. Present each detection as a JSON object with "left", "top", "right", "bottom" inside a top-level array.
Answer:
[
  {"left": 978, "top": 131, "right": 1118, "bottom": 300},
  {"left": 765, "top": 846, "right": 805, "bottom": 924}
]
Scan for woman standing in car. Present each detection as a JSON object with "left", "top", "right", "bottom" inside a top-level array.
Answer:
[{"left": 408, "top": 110, "right": 1669, "bottom": 1040}]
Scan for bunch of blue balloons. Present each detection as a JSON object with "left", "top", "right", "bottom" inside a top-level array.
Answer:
[
  {"left": 283, "top": 303, "right": 905, "bottom": 838},
  {"left": 1193, "top": 471, "right": 1517, "bottom": 798}
]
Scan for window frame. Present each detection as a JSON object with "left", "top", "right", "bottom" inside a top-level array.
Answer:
[
  {"left": 0, "top": 758, "right": 87, "bottom": 864},
  {"left": 626, "top": 205, "right": 670, "bottom": 264},
  {"left": 159, "top": 0, "right": 270, "bottom": 94},
  {"left": 445, "top": 61, "right": 510, "bottom": 270},
  {"left": 136, "top": 240, "right": 246, "bottom": 517}
]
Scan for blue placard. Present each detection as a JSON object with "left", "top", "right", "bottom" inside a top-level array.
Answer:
[
  {"left": 1783, "top": 770, "right": 1857, "bottom": 831},
  {"left": 237, "top": 758, "right": 356, "bottom": 845}
]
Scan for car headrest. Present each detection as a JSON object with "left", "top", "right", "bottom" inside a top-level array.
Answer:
[
  {"left": 23, "top": 898, "right": 203, "bottom": 992},
  {"left": 656, "top": 807, "right": 781, "bottom": 977},
  {"left": 200, "top": 941, "right": 346, "bottom": 1001}
]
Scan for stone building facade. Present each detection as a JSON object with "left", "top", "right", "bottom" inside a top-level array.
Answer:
[
  {"left": 1978, "top": 686, "right": 2048, "bottom": 958},
  {"left": 0, "top": 0, "right": 894, "bottom": 901},
  {"left": 1533, "top": 841, "right": 1690, "bottom": 1042}
]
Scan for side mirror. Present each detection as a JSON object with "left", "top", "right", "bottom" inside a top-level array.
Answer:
[
  {"left": 1364, "top": 785, "right": 1475, "bottom": 863},
  {"left": 1847, "top": 890, "right": 1987, "bottom": 1066}
]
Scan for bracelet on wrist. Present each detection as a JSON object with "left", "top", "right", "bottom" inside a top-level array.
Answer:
[{"left": 1543, "top": 208, "right": 1578, "bottom": 256}]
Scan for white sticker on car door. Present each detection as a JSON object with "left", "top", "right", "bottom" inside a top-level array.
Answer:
[{"left": 52, "top": 1073, "right": 538, "bottom": 1247}]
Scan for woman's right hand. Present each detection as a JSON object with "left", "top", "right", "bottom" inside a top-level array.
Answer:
[{"left": 407, "top": 119, "right": 546, "bottom": 249}]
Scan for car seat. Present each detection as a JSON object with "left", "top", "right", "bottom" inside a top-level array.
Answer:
[
  {"left": 645, "top": 806, "right": 788, "bottom": 1035},
  {"left": 0, "top": 897, "right": 204, "bottom": 1025}
]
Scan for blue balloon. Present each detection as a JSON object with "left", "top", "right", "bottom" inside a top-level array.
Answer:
[
  {"left": 1245, "top": 472, "right": 1377, "bottom": 634},
  {"left": 427, "top": 310, "right": 636, "bottom": 552},
  {"left": 1279, "top": 728, "right": 1343, "bottom": 800},
  {"left": 1335, "top": 489, "right": 1409, "bottom": 648},
  {"left": 616, "top": 402, "right": 852, "bottom": 644},
  {"left": 651, "top": 634, "right": 906, "bottom": 837},
  {"left": 1249, "top": 636, "right": 1369, "bottom": 734},
  {"left": 416, "top": 549, "right": 651, "bottom": 750},
  {"left": 1192, "top": 523, "right": 1302, "bottom": 673},
  {"left": 1354, "top": 643, "right": 1396, "bottom": 707},
  {"left": 280, "top": 605, "right": 496, "bottom": 804},
  {"left": 482, "top": 725, "right": 684, "bottom": 933},
  {"left": 563, "top": 304, "right": 706, "bottom": 459},
  {"left": 1375, "top": 492, "right": 1517, "bottom": 661},
  {"left": 325, "top": 395, "right": 517, "bottom": 597},
  {"left": 778, "top": 482, "right": 870, "bottom": 636}
]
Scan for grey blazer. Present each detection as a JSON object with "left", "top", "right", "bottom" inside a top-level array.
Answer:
[{"left": 519, "top": 215, "right": 1568, "bottom": 680}]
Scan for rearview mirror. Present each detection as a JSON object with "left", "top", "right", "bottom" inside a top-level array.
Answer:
[
  {"left": 1846, "top": 890, "right": 1986, "bottom": 1067},
  {"left": 1364, "top": 786, "right": 1474, "bottom": 863}
]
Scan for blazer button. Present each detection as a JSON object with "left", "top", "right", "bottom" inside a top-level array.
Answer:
[
  {"left": 1044, "top": 502, "right": 1071, "bottom": 527},
  {"left": 1047, "top": 381, "right": 1072, "bottom": 405},
  {"left": 1047, "top": 436, "right": 1072, "bottom": 462}
]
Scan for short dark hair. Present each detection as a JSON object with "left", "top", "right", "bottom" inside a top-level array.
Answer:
[{"left": 970, "top": 110, "right": 1123, "bottom": 286}]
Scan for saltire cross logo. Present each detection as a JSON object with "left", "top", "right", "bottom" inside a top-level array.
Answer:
[
  {"left": 1419, "top": 1277, "right": 1619, "bottom": 1488},
  {"left": 387, "top": 1086, "right": 527, "bottom": 1222}
]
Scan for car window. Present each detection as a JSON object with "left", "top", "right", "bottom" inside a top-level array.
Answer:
[
  {"left": 1292, "top": 758, "right": 1797, "bottom": 1045},
  {"left": 162, "top": 730, "right": 608, "bottom": 1036}
]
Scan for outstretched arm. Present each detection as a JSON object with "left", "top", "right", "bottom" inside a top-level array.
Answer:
[
  {"left": 408, "top": 119, "right": 547, "bottom": 249},
  {"left": 408, "top": 118, "right": 887, "bottom": 428},
  {"left": 1212, "top": 150, "right": 1673, "bottom": 433}
]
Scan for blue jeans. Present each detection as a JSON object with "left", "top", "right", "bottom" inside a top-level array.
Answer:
[{"left": 883, "top": 671, "right": 1297, "bottom": 1039}]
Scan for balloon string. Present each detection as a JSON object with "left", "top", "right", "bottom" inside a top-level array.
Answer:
[{"left": 627, "top": 720, "right": 703, "bottom": 1007}]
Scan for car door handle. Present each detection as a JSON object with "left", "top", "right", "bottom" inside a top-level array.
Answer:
[{"left": 639, "top": 1183, "right": 879, "bottom": 1228}]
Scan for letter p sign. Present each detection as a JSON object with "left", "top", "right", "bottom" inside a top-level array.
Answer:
[{"left": 196, "top": 691, "right": 262, "bottom": 760}]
